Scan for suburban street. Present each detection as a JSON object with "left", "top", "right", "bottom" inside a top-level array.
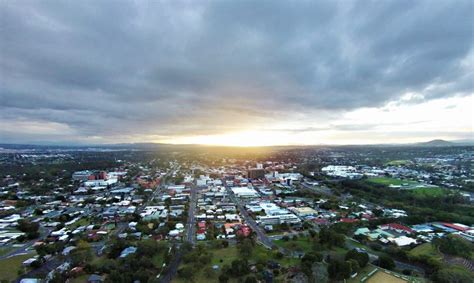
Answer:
[
  {"left": 224, "top": 186, "right": 275, "bottom": 249},
  {"left": 185, "top": 185, "right": 198, "bottom": 245}
]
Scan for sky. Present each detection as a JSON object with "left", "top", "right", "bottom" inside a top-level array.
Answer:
[{"left": 1, "top": 0, "right": 473, "bottom": 146}]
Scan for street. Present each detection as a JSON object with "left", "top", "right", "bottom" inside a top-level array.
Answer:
[
  {"left": 185, "top": 185, "right": 197, "bottom": 245},
  {"left": 224, "top": 186, "right": 275, "bottom": 249}
]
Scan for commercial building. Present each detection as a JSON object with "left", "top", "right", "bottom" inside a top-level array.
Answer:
[
  {"left": 231, "top": 187, "right": 259, "bottom": 198},
  {"left": 248, "top": 168, "right": 265, "bottom": 179}
]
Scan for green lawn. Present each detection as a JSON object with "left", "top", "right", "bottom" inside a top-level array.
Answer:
[
  {"left": 210, "top": 246, "right": 239, "bottom": 267},
  {"left": 410, "top": 187, "right": 446, "bottom": 198},
  {"left": 0, "top": 246, "right": 14, "bottom": 256},
  {"left": 70, "top": 217, "right": 90, "bottom": 228},
  {"left": 174, "top": 244, "right": 300, "bottom": 283},
  {"left": 274, "top": 237, "right": 312, "bottom": 252},
  {"left": 367, "top": 177, "right": 416, "bottom": 186},
  {"left": 0, "top": 253, "right": 36, "bottom": 282},
  {"left": 408, "top": 243, "right": 442, "bottom": 260}
]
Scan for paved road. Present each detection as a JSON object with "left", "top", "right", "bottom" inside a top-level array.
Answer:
[
  {"left": 225, "top": 186, "right": 275, "bottom": 249},
  {"left": 137, "top": 166, "right": 175, "bottom": 214},
  {"left": 0, "top": 227, "right": 52, "bottom": 260},
  {"left": 159, "top": 246, "right": 181, "bottom": 283},
  {"left": 19, "top": 257, "right": 64, "bottom": 281},
  {"left": 185, "top": 185, "right": 197, "bottom": 245},
  {"left": 159, "top": 183, "right": 197, "bottom": 283}
]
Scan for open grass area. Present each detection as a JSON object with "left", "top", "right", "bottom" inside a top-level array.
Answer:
[
  {"left": 210, "top": 246, "right": 239, "bottom": 267},
  {"left": 174, "top": 244, "right": 300, "bottom": 283},
  {"left": 0, "top": 252, "right": 36, "bottom": 282},
  {"left": 274, "top": 237, "right": 312, "bottom": 252},
  {"left": 0, "top": 246, "right": 14, "bottom": 256},
  {"left": 367, "top": 177, "right": 417, "bottom": 186},
  {"left": 70, "top": 217, "right": 91, "bottom": 229},
  {"left": 408, "top": 243, "right": 442, "bottom": 261}
]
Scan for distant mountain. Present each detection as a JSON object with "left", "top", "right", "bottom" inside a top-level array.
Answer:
[
  {"left": 1, "top": 138, "right": 473, "bottom": 151},
  {"left": 414, "top": 139, "right": 455, "bottom": 147},
  {"left": 451, "top": 139, "right": 474, "bottom": 146}
]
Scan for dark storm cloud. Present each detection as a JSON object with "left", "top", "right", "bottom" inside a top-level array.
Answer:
[{"left": 0, "top": 0, "right": 472, "bottom": 143}]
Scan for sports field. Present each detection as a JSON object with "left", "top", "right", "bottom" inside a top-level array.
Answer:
[{"left": 367, "top": 270, "right": 407, "bottom": 283}]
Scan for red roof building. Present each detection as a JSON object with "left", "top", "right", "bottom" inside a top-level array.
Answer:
[
  {"left": 441, "top": 222, "right": 469, "bottom": 232},
  {"left": 236, "top": 225, "right": 251, "bottom": 237},
  {"left": 380, "top": 223, "right": 413, "bottom": 234},
  {"left": 197, "top": 221, "right": 206, "bottom": 234}
]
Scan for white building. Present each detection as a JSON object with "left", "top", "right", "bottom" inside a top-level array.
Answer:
[{"left": 231, "top": 187, "right": 259, "bottom": 198}]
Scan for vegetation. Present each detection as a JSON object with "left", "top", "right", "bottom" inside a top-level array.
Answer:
[
  {"left": 335, "top": 180, "right": 474, "bottom": 225},
  {"left": 0, "top": 253, "right": 36, "bottom": 282},
  {"left": 433, "top": 235, "right": 473, "bottom": 259}
]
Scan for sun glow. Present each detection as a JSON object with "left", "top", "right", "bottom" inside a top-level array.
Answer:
[
  {"left": 167, "top": 130, "right": 295, "bottom": 147},
  {"left": 160, "top": 95, "right": 473, "bottom": 147}
]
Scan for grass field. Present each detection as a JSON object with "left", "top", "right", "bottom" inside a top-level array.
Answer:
[
  {"left": 274, "top": 237, "right": 312, "bottom": 252},
  {"left": 0, "top": 246, "right": 14, "bottom": 256},
  {"left": 408, "top": 243, "right": 442, "bottom": 260},
  {"left": 174, "top": 244, "right": 299, "bottom": 283},
  {"left": 367, "top": 270, "right": 407, "bottom": 283},
  {"left": 367, "top": 177, "right": 417, "bottom": 186},
  {"left": 210, "top": 246, "right": 239, "bottom": 266},
  {"left": 0, "top": 253, "right": 36, "bottom": 282},
  {"left": 409, "top": 187, "right": 446, "bottom": 197}
]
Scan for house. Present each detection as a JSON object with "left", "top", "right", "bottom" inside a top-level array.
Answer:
[
  {"left": 236, "top": 225, "right": 251, "bottom": 237},
  {"left": 412, "top": 224, "right": 434, "bottom": 233},
  {"left": 197, "top": 234, "right": 206, "bottom": 241},
  {"left": 354, "top": 227, "right": 370, "bottom": 236},
  {"left": 391, "top": 236, "right": 417, "bottom": 247},
  {"left": 380, "top": 223, "right": 413, "bottom": 234},
  {"left": 197, "top": 221, "right": 206, "bottom": 234},
  {"left": 119, "top": 246, "right": 137, "bottom": 258},
  {"left": 441, "top": 222, "right": 469, "bottom": 232}
]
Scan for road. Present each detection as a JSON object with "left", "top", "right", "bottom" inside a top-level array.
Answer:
[
  {"left": 159, "top": 179, "right": 197, "bottom": 282},
  {"left": 225, "top": 186, "right": 275, "bottom": 249},
  {"left": 0, "top": 227, "right": 52, "bottom": 260},
  {"left": 159, "top": 247, "right": 181, "bottom": 283},
  {"left": 185, "top": 185, "right": 198, "bottom": 245},
  {"left": 137, "top": 166, "right": 175, "bottom": 214},
  {"left": 19, "top": 257, "right": 64, "bottom": 281}
]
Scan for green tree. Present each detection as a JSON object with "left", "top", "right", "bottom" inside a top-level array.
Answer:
[
  {"left": 345, "top": 249, "right": 369, "bottom": 268},
  {"left": 238, "top": 239, "right": 253, "bottom": 258},
  {"left": 376, "top": 254, "right": 395, "bottom": 270},
  {"left": 434, "top": 266, "right": 473, "bottom": 283}
]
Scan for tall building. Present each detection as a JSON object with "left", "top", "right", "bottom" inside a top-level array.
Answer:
[{"left": 248, "top": 168, "right": 265, "bottom": 179}]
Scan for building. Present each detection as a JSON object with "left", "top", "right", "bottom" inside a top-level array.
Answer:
[
  {"left": 248, "top": 168, "right": 265, "bottom": 179},
  {"left": 231, "top": 187, "right": 259, "bottom": 198}
]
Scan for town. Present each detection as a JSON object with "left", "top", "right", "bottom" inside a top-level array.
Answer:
[{"left": 0, "top": 143, "right": 472, "bottom": 283}]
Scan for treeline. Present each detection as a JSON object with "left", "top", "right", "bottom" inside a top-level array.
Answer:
[{"left": 335, "top": 180, "right": 474, "bottom": 225}]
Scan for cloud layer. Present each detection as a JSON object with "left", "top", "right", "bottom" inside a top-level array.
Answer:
[{"left": 1, "top": 0, "right": 473, "bottom": 144}]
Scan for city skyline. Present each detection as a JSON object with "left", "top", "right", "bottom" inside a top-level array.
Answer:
[{"left": 1, "top": 1, "right": 473, "bottom": 146}]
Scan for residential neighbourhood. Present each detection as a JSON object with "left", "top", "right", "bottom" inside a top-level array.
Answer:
[{"left": 0, "top": 145, "right": 472, "bottom": 283}]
